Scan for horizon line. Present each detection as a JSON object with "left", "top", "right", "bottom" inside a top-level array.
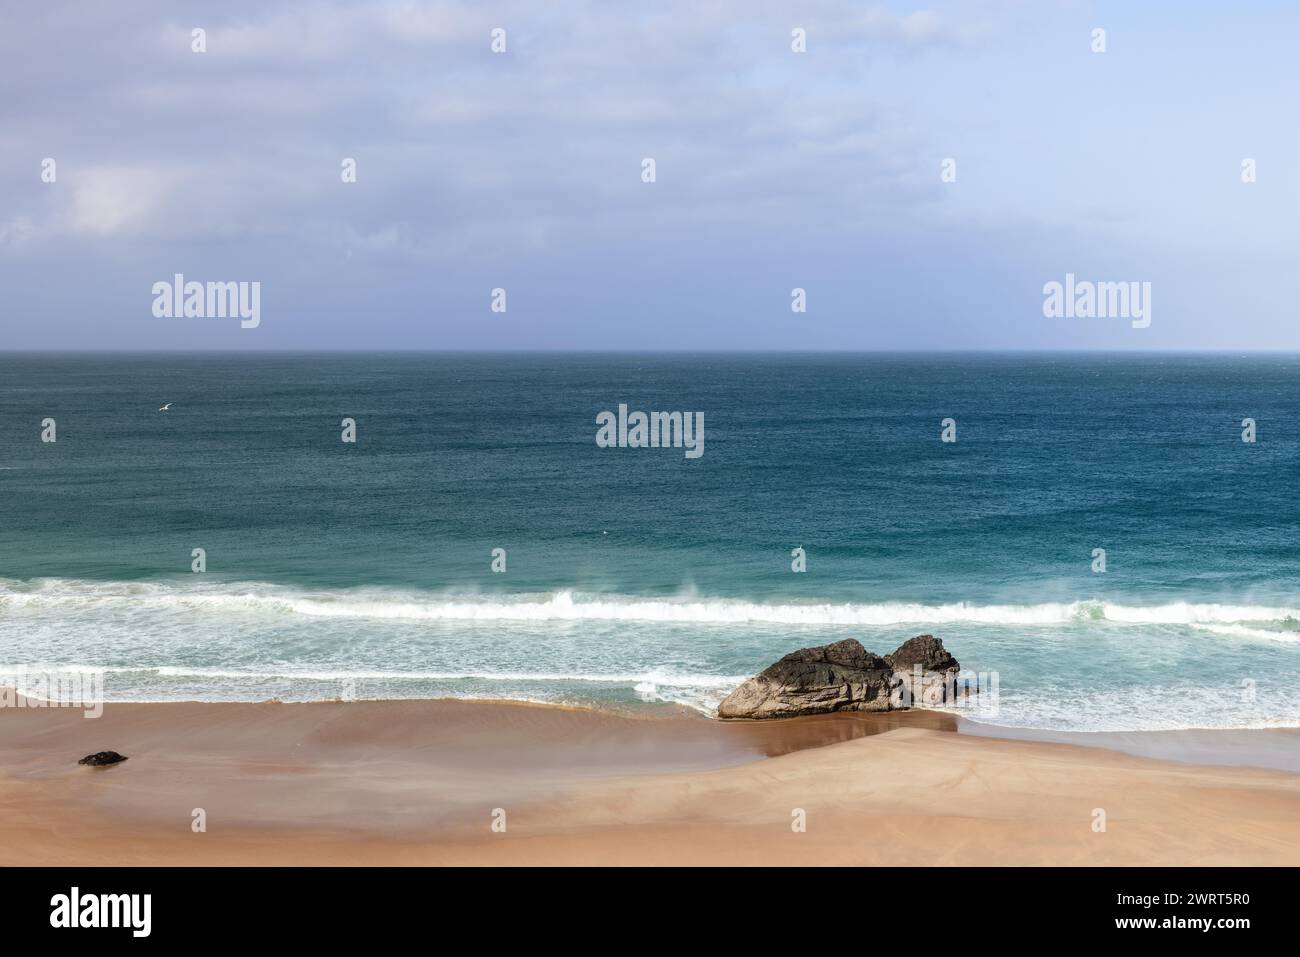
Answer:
[{"left": 2, "top": 348, "right": 1300, "bottom": 357}]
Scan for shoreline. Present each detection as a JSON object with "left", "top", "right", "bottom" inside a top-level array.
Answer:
[
  {"left": 3, "top": 697, "right": 1299, "bottom": 865},
  {"left": 11, "top": 689, "right": 1298, "bottom": 771},
  {"left": 957, "top": 718, "right": 1300, "bottom": 774}
]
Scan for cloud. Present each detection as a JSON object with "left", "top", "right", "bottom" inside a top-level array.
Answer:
[
  {"left": 5, "top": 1, "right": 1291, "bottom": 350},
  {"left": 2, "top": 0, "right": 957, "bottom": 253},
  {"left": 68, "top": 166, "right": 188, "bottom": 238}
]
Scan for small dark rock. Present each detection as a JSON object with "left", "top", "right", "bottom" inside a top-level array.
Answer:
[{"left": 78, "top": 751, "right": 128, "bottom": 766}]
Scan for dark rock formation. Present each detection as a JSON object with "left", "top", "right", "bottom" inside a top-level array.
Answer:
[
  {"left": 78, "top": 751, "right": 128, "bottom": 766},
  {"left": 886, "top": 634, "right": 958, "bottom": 673},
  {"left": 886, "top": 634, "right": 962, "bottom": 707},
  {"left": 717, "top": 635, "right": 963, "bottom": 719}
]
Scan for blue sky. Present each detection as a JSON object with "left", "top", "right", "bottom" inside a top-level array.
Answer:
[{"left": 1, "top": 0, "right": 1296, "bottom": 350}]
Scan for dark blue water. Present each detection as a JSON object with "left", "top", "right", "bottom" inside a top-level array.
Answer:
[{"left": 2, "top": 353, "right": 1298, "bottom": 730}]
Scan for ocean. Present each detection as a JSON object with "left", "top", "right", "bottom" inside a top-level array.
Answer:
[{"left": 2, "top": 352, "right": 1299, "bottom": 732}]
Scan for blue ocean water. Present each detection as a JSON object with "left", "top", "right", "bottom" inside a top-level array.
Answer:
[{"left": 2, "top": 352, "right": 1299, "bottom": 731}]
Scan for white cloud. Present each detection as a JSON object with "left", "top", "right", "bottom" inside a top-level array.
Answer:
[
  {"left": 68, "top": 167, "right": 186, "bottom": 237},
  {"left": 0, "top": 0, "right": 960, "bottom": 255}
]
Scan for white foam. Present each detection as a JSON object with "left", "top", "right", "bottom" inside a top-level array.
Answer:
[
  {"left": 0, "top": 662, "right": 743, "bottom": 688},
  {"left": 5, "top": 577, "right": 1300, "bottom": 728},
  {"left": 150, "top": 665, "right": 745, "bottom": 687},
  {"left": 1, "top": 665, "right": 733, "bottom": 715},
  {"left": 4, "top": 577, "right": 1300, "bottom": 628},
  {"left": 960, "top": 685, "right": 1300, "bottom": 733}
]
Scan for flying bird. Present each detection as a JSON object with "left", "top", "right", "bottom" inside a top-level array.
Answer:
[{"left": 158, "top": 403, "right": 172, "bottom": 412}]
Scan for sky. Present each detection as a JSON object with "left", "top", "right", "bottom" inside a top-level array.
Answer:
[{"left": 0, "top": 0, "right": 1297, "bottom": 351}]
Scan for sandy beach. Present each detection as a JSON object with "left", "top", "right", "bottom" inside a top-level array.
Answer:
[{"left": 2, "top": 697, "right": 1298, "bottom": 866}]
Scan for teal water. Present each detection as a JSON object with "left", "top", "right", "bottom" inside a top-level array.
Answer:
[{"left": 2, "top": 353, "right": 1299, "bottom": 731}]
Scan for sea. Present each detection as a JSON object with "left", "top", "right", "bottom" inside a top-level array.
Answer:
[{"left": 2, "top": 352, "right": 1299, "bottom": 733}]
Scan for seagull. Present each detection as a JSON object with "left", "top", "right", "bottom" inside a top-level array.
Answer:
[{"left": 158, "top": 403, "right": 172, "bottom": 412}]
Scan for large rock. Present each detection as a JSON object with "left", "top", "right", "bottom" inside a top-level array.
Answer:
[{"left": 717, "top": 635, "right": 961, "bottom": 719}]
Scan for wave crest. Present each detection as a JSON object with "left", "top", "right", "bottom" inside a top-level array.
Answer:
[{"left": 2, "top": 578, "right": 1300, "bottom": 634}]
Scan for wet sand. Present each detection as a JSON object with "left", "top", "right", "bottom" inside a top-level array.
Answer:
[
  {"left": 958, "top": 719, "right": 1300, "bottom": 773},
  {"left": 1, "top": 698, "right": 1297, "bottom": 865}
]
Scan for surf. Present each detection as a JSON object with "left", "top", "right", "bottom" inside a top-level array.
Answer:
[{"left": 4, "top": 578, "right": 1300, "bottom": 632}]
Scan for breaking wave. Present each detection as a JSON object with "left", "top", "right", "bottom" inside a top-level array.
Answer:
[{"left": 3, "top": 578, "right": 1300, "bottom": 633}]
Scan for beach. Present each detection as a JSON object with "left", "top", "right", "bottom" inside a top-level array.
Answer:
[
  {"left": 4, "top": 353, "right": 1300, "bottom": 868},
  {"left": 2, "top": 697, "right": 1297, "bottom": 866}
]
